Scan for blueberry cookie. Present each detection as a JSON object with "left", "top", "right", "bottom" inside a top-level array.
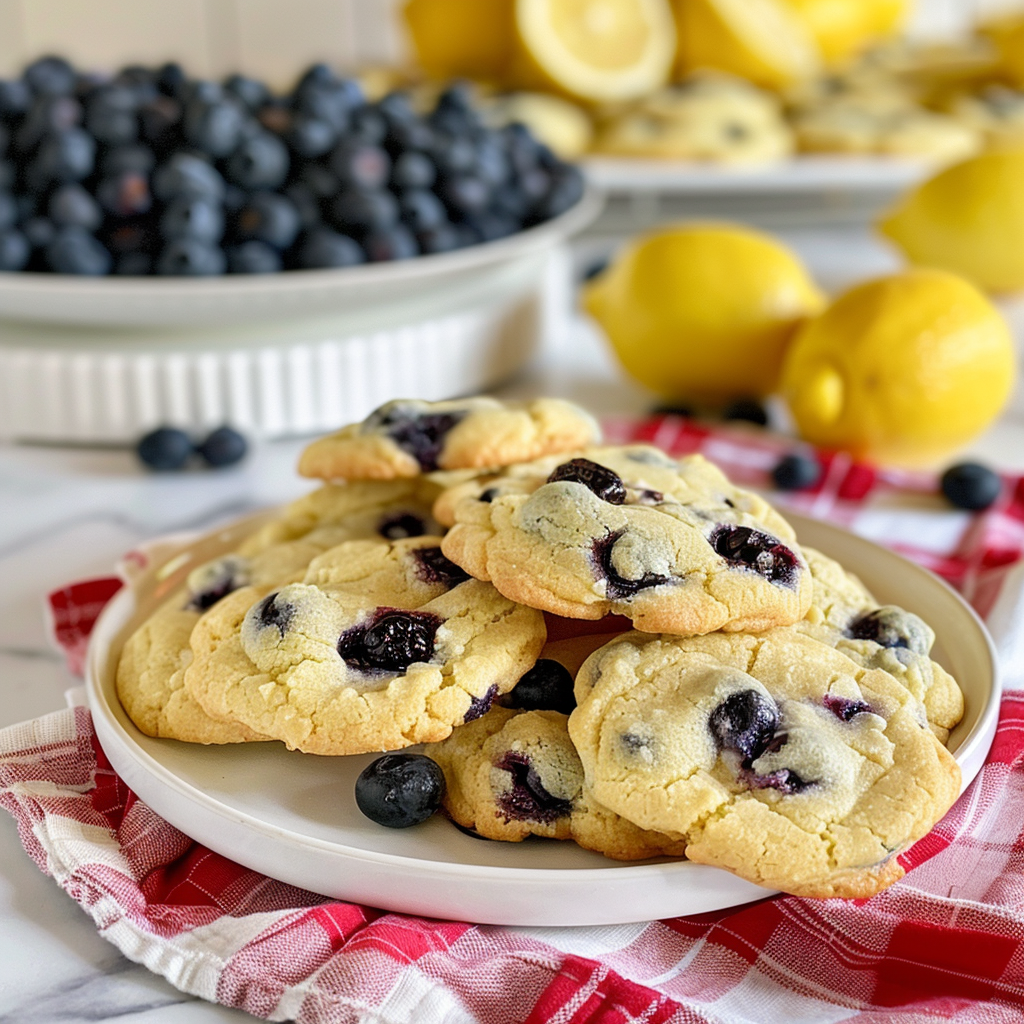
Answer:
[
  {"left": 238, "top": 479, "right": 444, "bottom": 557},
  {"left": 426, "top": 706, "right": 687, "bottom": 860},
  {"left": 569, "top": 630, "right": 961, "bottom": 898},
  {"left": 116, "top": 532, "right": 358, "bottom": 744},
  {"left": 297, "top": 397, "right": 601, "bottom": 481},
  {"left": 593, "top": 75, "right": 793, "bottom": 164},
  {"left": 799, "top": 547, "right": 964, "bottom": 744},
  {"left": 439, "top": 447, "right": 812, "bottom": 635},
  {"left": 943, "top": 85, "right": 1024, "bottom": 147},
  {"left": 183, "top": 537, "right": 547, "bottom": 755}
]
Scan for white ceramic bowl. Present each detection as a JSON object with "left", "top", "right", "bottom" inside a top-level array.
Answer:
[
  {"left": 84, "top": 510, "right": 1000, "bottom": 928},
  {"left": 0, "top": 191, "right": 602, "bottom": 443}
]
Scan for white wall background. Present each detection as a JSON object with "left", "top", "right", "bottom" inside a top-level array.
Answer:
[{"left": 0, "top": 0, "right": 1019, "bottom": 84}]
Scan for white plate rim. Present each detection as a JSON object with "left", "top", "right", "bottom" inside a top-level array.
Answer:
[{"left": 84, "top": 511, "right": 1002, "bottom": 922}]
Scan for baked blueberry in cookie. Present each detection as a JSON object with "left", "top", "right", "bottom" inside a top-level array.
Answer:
[
  {"left": 591, "top": 530, "right": 672, "bottom": 600},
  {"left": 494, "top": 750, "right": 575, "bottom": 823},
  {"left": 709, "top": 525, "right": 799, "bottom": 587},
  {"left": 337, "top": 608, "right": 442, "bottom": 672},
  {"left": 847, "top": 606, "right": 932, "bottom": 655},
  {"left": 186, "top": 554, "right": 252, "bottom": 610},
  {"left": 547, "top": 458, "right": 627, "bottom": 504},
  {"left": 378, "top": 511, "right": 430, "bottom": 539},
  {"left": 504, "top": 659, "right": 576, "bottom": 714},
  {"left": 413, "top": 545, "right": 470, "bottom": 587},
  {"left": 363, "top": 402, "right": 467, "bottom": 472},
  {"left": 708, "top": 689, "right": 778, "bottom": 762}
]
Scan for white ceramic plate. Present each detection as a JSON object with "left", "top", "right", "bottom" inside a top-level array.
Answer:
[
  {"left": 0, "top": 189, "right": 602, "bottom": 327},
  {"left": 85, "top": 511, "right": 1000, "bottom": 927}
]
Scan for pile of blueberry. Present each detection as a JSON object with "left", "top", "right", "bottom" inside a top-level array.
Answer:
[{"left": 0, "top": 56, "right": 585, "bottom": 276}]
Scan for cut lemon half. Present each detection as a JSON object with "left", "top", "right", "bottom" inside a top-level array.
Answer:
[
  {"left": 782, "top": 0, "right": 909, "bottom": 65},
  {"left": 510, "top": 0, "right": 677, "bottom": 103},
  {"left": 674, "top": 0, "right": 822, "bottom": 90}
]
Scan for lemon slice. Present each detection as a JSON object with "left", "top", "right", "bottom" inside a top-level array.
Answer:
[
  {"left": 510, "top": 0, "right": 677, "bottom": 103},
  {"left": 781, "top": 0, "right": 908, "bottom": 65},
  {"left": 674, "top": 0, "right": 822, "bottom": 90}
]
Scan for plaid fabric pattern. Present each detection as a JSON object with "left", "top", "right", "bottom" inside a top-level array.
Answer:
[{"left": 4, "top": 415, "right": 1024, "bottom": 1024}]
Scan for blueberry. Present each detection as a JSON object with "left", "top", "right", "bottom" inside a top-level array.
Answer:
[
  {"left": 155, "top": 239, "right": 226, "bottom": 276},
  {"left": 296, "top": 227, "right": 365, "bottom": 269},
  {"left": 386, "top": 118, "right": 435, "bottom": 154},
  {"left": 349, "top": 105, "right": 388, "bottom": 145},
  {"left": 0, "top": 229, "right": 28, "bottom": 271},
  {"left": 651, "top": 402, "right": 693, "bottom": 417},
  {"left": 137, "top": 426, "right": 193, "bottom": 470},
  {"left": 437, "top": 174, "right": 489, "bottom": 215},
  {"left": 186, "top": 555, "right": 249, "bottom": 610},
  {"left": 227, "top": 240, "right": 281, "bottom": 274},
  {"left": 591, "top": 530, "right": 670, "bottom": 599},
  {"left": 391, "top": 151, "right": 436, "bottom": 190},
  {"left": 940, "top": 462, "right": 1001, "bottom": 511},
  {"left": 337, "top": 608, "right": 442, "bottom": 672},
  {"left": 296, "top": 161, "right": 341, "bottom": 199},
  {"left": 95, "top": 172, "right": 152, "bottom": 217},
  {"left": 547, "top": 458, "right": 627, "bottom": 504},
  {"left": 823, "top": 695, "right": 873, "bottom": 722},
  {"left": 355, "top": 753, "right": 445, "bottom": 829},
  {"left": 506, "top": 659, "right": 576, "bottom": 714},
  {"left": 329, "top": 142, "right": 391, "bottom": 190},
  {"left": 0, "top": 79, "right": 30, "bottom": 119},
  {"left": 494, "top": 751, "right": 573, "bottom": 824},
  {"left": 413, "top": 545, "right": 469, "bottom": 587},
  {"left": 363, "top": 225, "right": 418, "bottom": 262},
  {"left": 251, "top": 591, "right": 295, "bottom": 636},
  {"left": 531, "top": 165, "right": 584, "bottom": 221},
  {"left": 364, "top": 405, "right": 466, "bottom": 470},
  {"left": 847, "top": 606, "right": 931, "bottom": 655},
  {"left": 283, "top": 183, "right": 323, "bottom": 231},
  {"left": 722, "top": 399, "right": 769, "bottom": 426},
  {"left": 417, "top": 224, "right": 463, "bottom": 254},
  {"left": 295, "top": 83, "right": 355, "bottom": 133},
  {"left": 156, "top": 62, "right": 188, "bottom": 100},
  {"left": 47, "top": 183, "right": 101, "bottom": 230},
  {"left": 15, "top": 95, "right": 82, "bottom": 152},
  {"left": 160, "top": 197, "right": 224, "bottom": 243},
  {"left": 196, "top": 425, "right": 248, "bottom": 466},
  {"left": 84, "top": 86, "right": 138, "bottom": 145},
  {"left": 139, "top": 95, "right": 182, "bottom": 147},
  {"left": 224, "top": 73, "right": 270, "bottom": 111},
  {"left": 378, "top": 512, "right": 427, "bottom": 539},
  {"left": 771, "top": 453, "right": 821, "bottom": 491},
  {"left": 234, "top": 191, "right": 300, "bottom": 249},
  {"left": 46, "top": 228, "right": 111, "bottom": 275},
  {"left": 709, "top": 689, "right": 778, "bottom": 762},
  {"left": 287, "top": 114, "right": 336, "bottom": 158},
  {"left": 0, "top": 160, "right": 12, "bottom": 191},
  {"left": 27, "top": 129, "right": 95, "bottom": 187},
  {"left": 183, "top": 97, "right": 246, "bottom": 157},
  {"left": 153, "top": 154, "right": 225, "bottom": 203},
  {"left": 398, "top": 189, "right": 446, "bottom": 232},
  {"left": 745, "top": 768, "right": 809, "bottom": 794},
  {"left": 463, "top": 684, "right": 499, "bottom": 722},
  {"left": 461, "top": 211, "right": 518, "bottom": 242},
  {"left": 24, "top": 56, "right": 76, "bottom": 96},
  {"left": 329, "top": 188, "right": 399, "bottom": 233},
  {"left": 377, "top": 91, "right": 417, "bottom": 126},
  {"left": 709, "top": 525, "right": 799, "bottom": 586},
  {"left": 224, "top": 131, "right": 289, "bottom": 190},
  {"left": 22, "top": 216, "right": 55, "bottom": 250}
]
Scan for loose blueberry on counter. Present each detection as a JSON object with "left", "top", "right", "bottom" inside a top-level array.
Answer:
[
  {"left": 722, "top": 399, "right": 769, "bottom": 426},
  {"left": 771, "top": 452, "right": 821, "bottom": 491},
  {"left": 355, "top": 753, "right": 446, "bottom": 829},
  {"left": 196, "top": 426, "right": 247, "bottom": 467},
  {"left": 137, "top": 426, "right": 193, "bottom": 470},
  {"left": 548, "top": 458, "right": 627, "bottom": 504},
  {"left": 505, "top": 660, "right": 576, "bottom": 714},
  {"left": 940, "top": 462, "right": 1001, "bottom": 511}
]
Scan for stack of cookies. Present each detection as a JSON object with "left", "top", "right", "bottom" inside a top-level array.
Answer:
[{"left": 116, "top": 395, "right": 964, "bottom": 900}]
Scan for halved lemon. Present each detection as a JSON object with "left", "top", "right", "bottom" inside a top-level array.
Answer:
[
  {"left": 673, "top": 0, "right": 822, "bottom": 90},
  {"left": 509, "top": 0, "right": 677, "bottom": 103},
  {"left": 781, "top": 0, "right": 909, "bottom": 65}
]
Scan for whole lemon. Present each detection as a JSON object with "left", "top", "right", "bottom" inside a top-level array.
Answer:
[
  {"left": 584, "top": 223, "right": 826, "bottom": 403},
  {"left": 781, "top": 268, "right": 1017, "bottom": 466},
  {"left": 879, "top": 148, "right": 1024, "bottom": 294}
]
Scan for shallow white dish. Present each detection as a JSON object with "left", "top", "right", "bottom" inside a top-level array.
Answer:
[
  {"left": 0, "top": 190, "right": 602, "bottom": 328},
  {"left": 85, "top": 511, "right": 1000, "bottom": 927}
]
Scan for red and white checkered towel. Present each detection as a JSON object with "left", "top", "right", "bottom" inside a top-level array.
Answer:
[{"left": 6, "top": 416, "right": 1024, "bottom": 1024}]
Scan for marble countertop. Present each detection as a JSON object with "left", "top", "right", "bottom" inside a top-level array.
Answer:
[{"left": 1, "top": 225, "right": 1023, "bottom": 1022}]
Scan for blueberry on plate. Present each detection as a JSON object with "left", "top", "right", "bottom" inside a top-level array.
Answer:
[
  {"left": 0, "top": 229, "right": 28, "bottom": 270},
  {"left": 196, "top": 426, "right": 248, "bottom": 467},
  {"left": 155, "top": 238, "right": 226, "bottom": 276},
  {"left": 45, "top": 228, "right": 111, "bottom": 275},
  {"left": 940, "top": 462, "right": 1001, "bottom": 511},
  {"left": 137, "top": 426, "right": 193, "bottom": 470},
  {"left": 771, "top": 452, "right": 821, "bottom": 491},
  {"left": 505, "top": 659, "right": 576, "bottom": 714},
  {"left": 355, "top": 753, "right": 446, "bottom": 828},
  {"left": 295, "top": 227, "right": 364, "bottom": 269},
  {"left": 227, "top": 240, "right": 281, "bottom": 274}
]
